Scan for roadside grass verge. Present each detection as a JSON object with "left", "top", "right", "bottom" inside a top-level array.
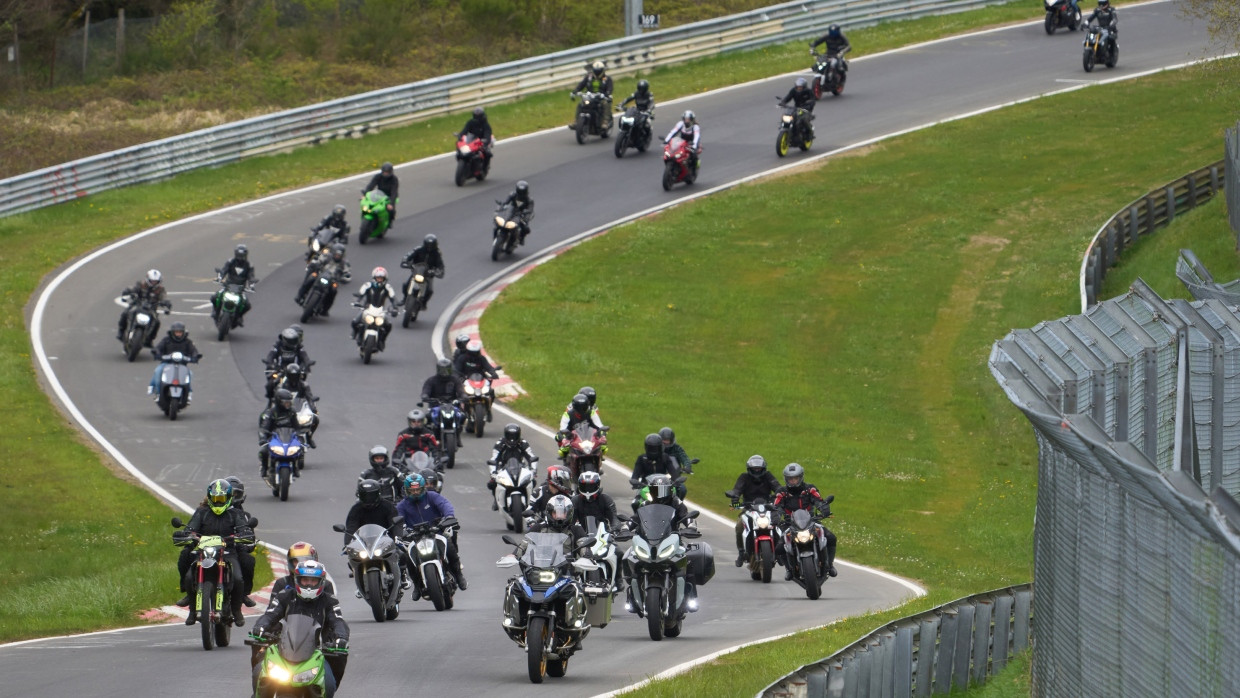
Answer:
[
  {"left": 477, "top": 60, "right": 1240, "bottom": 696},
  {"left": 0, "top": 0, "right": 1145, "bottom": 644}
]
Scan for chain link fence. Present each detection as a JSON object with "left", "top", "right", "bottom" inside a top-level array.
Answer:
[
  {"left": 50, "top": 15, "right": 157, "bottom": 87},
  {"left": 991, "top": 281, "right": 1240, "bottom": 697}
]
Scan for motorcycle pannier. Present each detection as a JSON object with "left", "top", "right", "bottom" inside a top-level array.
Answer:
[
  {"left": 583, "top": 585, "right": 612, "bottom": 628},
  {"left": 686, "top": 542, "right": 715, "bottom": 586}
]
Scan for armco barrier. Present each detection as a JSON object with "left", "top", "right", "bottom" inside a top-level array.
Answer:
[
  {"left": 0, "top": 0, "right": 1010, "bottom": 218},
  {"left": 759, "top": 585, "right": 1031, "bottom": 698},
  {"left": 1078, "top": 159, "right": 1228, "bottom": 311}
]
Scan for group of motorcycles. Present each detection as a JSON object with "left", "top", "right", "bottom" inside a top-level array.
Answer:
[
  {"left": 729, "top": 492, "right": 836, "bottom": 600},
  {"left": 1041, "top": 0, "right": 1118, "bottom": 71}
]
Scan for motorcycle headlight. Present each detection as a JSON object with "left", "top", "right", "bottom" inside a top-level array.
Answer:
[
  {"left": 297, "top": 412, "right": 314, "bottom": 426},
  {"left": 782, "top": 115, "right": 794, "bottom": 123},
  {"left": 796, "top": 530, "right": 814, "bottom": 544},
  {"left": 583, "top": 98, "right": 591, "bottom": 105},
  {"left": 656, "top": 538, "right": 677, "bottom": 561},
  {"left": 364, "top": 315, "right": 375, "bottom": 325},
  {"left": 312, "top": 239, "right": 322, "bottom": 252},
  {"left": 416, "top": 539, "right": 436, "bottom": 556},
  {"left": 633, "top": 538, "right": 652, "bottom": 561},
  {"left": 458, "top": 145, "right": 472, "bottom": 155},
  {"left": 267, "top": 662, "right": 292, "bottom": 683},
  {"left": 621, "top": 116, "right": 634, "bottom": 125},
  {"left": 201, "top": 557, "right": 217, "bottom": 569},
  {"left": 270, "top": 445, "right": 286, "bottom": 456},
  {"left": 496, "top": 470, "right": 515, "bottom": 488},
  {"left": 503, "top": 220, "right": 517, "bottom": 229},
  {"left": 755, "top": 515, "right": 770, "bottom": 529},
  {"left": 286, "top": 445, "right": 301, "bottom": 455},
  {"left": 135, "top": 313, "right": 151, "bottom": 324},
  {"left": 293, "top": 666, "right": 320, "bottom": 683},
  {"left": 580, "top": 440, "right": 594, "bottom": 452},
  {"left": 224, "top": 292, "right": 240, "bottom": 303},
  {"left": 414, "top": 274, "right": 425, "bottom": 284},
  {"left": 464, "top": 385, "right": 477, "bottom": 396},
  {"left": 374, "top": 317, "right": 384, "bottom": 326}
]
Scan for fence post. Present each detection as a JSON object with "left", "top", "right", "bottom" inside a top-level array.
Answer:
[
  {"left": 935, "top": 610, "right": 958, "bottom": 694},
  {"left": 1166, "top": 185, "right": 1177, "bottom": 222},
  {"left": 916, "top": 618, "right": 938, "bottom": 698},
  {"left": 971, "top": 599, "right": 993, "bottom": 685},
  {"left": 1013, "top": 589, "right": 1032, "bottom": 654},
  {"left": 116, "top": 8, "right": 125, "bottom": 72},
  {"left": 992, "top": 594, "right": 1013, "bottom": 672},
  {"left": 81, "top": 10, "right": 89, "bottom": 77},
  {"left": 951, "top": 604, "right": 975, "bottom": 691},
  {"left": 893, "top": 625, "right": 914, "bottom": 697}
]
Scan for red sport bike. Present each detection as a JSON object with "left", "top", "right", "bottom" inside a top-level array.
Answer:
[
  {"left": 454, "top": 133, "right": 491, "bottom": 186},
  {"left": 661, "top": 136, "right": 698, "bottom": 191},
  {"left": 559, "top": 422, "right": 609, "bottom": 481}
]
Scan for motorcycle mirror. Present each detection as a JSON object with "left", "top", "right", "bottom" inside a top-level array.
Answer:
[
  {"left": 331, "top": 524, "right": 346, "bottom": 533},
  {"left": 689, "top": 458, "right": 700, "bottom": 465},
  {"left": 674, "top": 476, "right": 687, "bottom": 485},
  {"left": 171, "top": 517, "right": 184, "bottom": 528},
  {"left": 392, "top": 516, "right": 405, "bottom": 526},
  {"left": 577, "top": 536, "right": 597, "bottom": 549},
  {"left": 599, "top": 426, "right": 611, "bottom": 432},
  {"left": 501, "top": 534, "right": 519, "bottom": 546},
  {"left": 497, "top": 555, "right": 519, "bottom": 568},
  {"left": 687, "top": 510, "right": 701, "bottom": 520},
  {"left": 614, "top": 532, "right": 633, "bottom": 542},
  {"left": 724, "top": 489, "right": 737, "bottom": 498},
  {"left": 248, "top": 516, "right": 259, "bottom": 528},
  {"left": 572, "top": 558, "right": 601, "bottom": 572},
  {"left": 681, "top": 528, "right": 702, "bottom": 539},
  {"left": 824, "top": 494, "right": 835, "bottom": 504}
]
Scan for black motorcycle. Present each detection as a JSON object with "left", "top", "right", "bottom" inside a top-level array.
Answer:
[
  {"left": 810, "top": 51, "right": 846, "bottom": 98},
  {"left": 210, "top": 274, "right": 253, "bottom": 342},
  {"left": 422, "top": 398, "right": 463, "bottom": 469},
  {"left": 120, "top": 295, "right": 171, "bottom": 362},
  {"left": 299, "top": 267, "right": 349, "bottom": 324},
  {"left": 1044, "top": 0, "right": 1081, "bottom": 34},
  {"left": 780, "top": 495, "right": 835, "bottom": 600},
  {"left": 491, "top": 200, "right": 528, "bottom": 261},
  {"left": 397, "top": 261, "right": 441, "bottom": 328},
  {"left": 171, "top": 516, "right": 254, "bottom": 650},
  {"left": 613, "top": 106, "right": 653, "bottom": 158},
  {"left": 305, "top": 223, "right": 348, "bottom": 262},
  {"left": 333, "top": 521, "right": 405, "bottom": 622},
  {"left": 1082, "top": 24, "right": 1117, "bottom": 72},
  {"left": 618, "top": 502, "right": 712, "bottom": 641},
  {"left": 498, "top": 532, "right": 600, "bottom": 683},
  {"left": 775, "top": 103, "right": 814, "bottom": 158},
  {"left": 403, "top": 517, "right": 459, "bottom": 611},
  {"left": 571, "top": 91, "right": 611, "bottom": 144}
]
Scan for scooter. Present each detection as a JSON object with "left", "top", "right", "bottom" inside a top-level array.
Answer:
[{"left": 155, "top": 351, "right": 199, "bottom": 421}]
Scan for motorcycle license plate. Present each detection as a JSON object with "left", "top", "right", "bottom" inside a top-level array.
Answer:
[{"left": 170, "top": 387, "right": 183, "bottom": 397}]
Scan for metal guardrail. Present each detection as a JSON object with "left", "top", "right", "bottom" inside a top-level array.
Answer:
[
  {"left": 758, "top": 585, "right": 1032, "bottom": 698},
  {"left": 0, "top": 0, "right": 1012, "bottom": 218},
  {"left": 1078, "top": 160, "right": 1228, "bottom": 311}
]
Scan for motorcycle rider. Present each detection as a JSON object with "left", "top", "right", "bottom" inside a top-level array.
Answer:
[
  {"left": 397, "top": 473, "right": 467, "bottom": 589},
  {"left": 344, "top": 479, "right": 405, "bottom": 543},
  {"left": 531, "top": 464, "right": 575, "bottom": 517},
  {"left": 362, "top": 161, "right": 399, "bottom": 222},
  {"left": 148, "top": 321, "right": 200, "bottom": 398},
  {"left": 630, "top": 433, "right": 685, "bottom": 502},
  {"left": 394, "top": 408, "right": 440, "bottom": 466},
  {"left": 658, "top": 427, "right": 695, "bottom": 475},
  {"left": 213, "top": 244, "right": 257, "bottom": 324},
  {"left": 578, "top": 386, "right": 600, "bottom": 414},
  {"left": 117, "top": 268, "right": 167, "bottom": 341},
  {"left": 497, "top": 180, "right": 534, "bottom": 245},
  {"left": 270, "top": 541, "right": 336, "bottom": 597},
  {"left": 727, "top": 455, "right": 782, "bottom": 566},
  {"left": 421, "top": 468, "right": 444, "bottom": 494},
  {"left": 572, "top": 60, "right": 615, "bottom": 130},
  {"left": 557, "top": 393, "right": 606, "bottom": 457},
  {"left": 264, "top": 327, "right": 313, "bottom": 401},
  {"left": 296, "top": 243, "right": 351, "bottom": 314},
  {"left": 772, "top": 462, "right": 837, "bottom": 579},
  {"left": 456, "top": 107, "right": 494, "bottom": 165},
  {"left": 422, "top": 357, "right": 465, "bottom": 405},
  {"left": 271, "top": 362, "right": 318, "bottom": 421},
  {"left": 259, "top": 388, "right": 311, "bottom": 487},
  {"left": 223, "top": 475, "right": 258, "bottom": 606},
  {"left": 664, "top": 110, "right": 702, "bottom": 172},
  {"left": 485, "top": 423, "right": 540, "bottom": 504},
  {"left": 515, "top": 494, "right": 590, "bottom": 558},
  {"left": 452, "top": 333, "right": 471, "bottom": 362},
  {"left": 779, "top": 77, "right": 817, "bottom": 138},
  {"left": 454, "top": 339, "right": 500, "bottom": 380},
  {"left": 173, "top": 479, "right": 254, "bottom": 626},
  {"left": 399, "top": 234, "right": 446, "bottom": 309},
  {"left": 309, "top": 204, "right": 351, "bottom": 251},
  {"left": 249, "top": 560, "right": 349, "bottom": 697},
  {"left": 350, "top": 266, "right": 398, "bottom": 349},
  {"left": 628, "top": 474, "right": 698, "bottom": 609},
  {"left": 359, "top": 445, "right": 405, "bottom": 503},
  {"left": 809, "top": 23, "right": 851, "bottom": 71},
  {"left": 573, "top": 470, "right": 621, "bottom": 535},
  {"left": 619, "top": 79, "right": 656, "bottom": 113},
  {"left": 1086, "top": 0, "right": 1118, "bottom": 44}
]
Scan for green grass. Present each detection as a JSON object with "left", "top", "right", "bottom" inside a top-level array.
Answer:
[
  {"left": 476, "top": 59, "right": 1240, "bottom": 696},
  {"left": 1098, "top": 196, "right": 1240, "bottom": 300},
  {"left": 0, "top": 0, "right": 1145, "bottom": 645}
]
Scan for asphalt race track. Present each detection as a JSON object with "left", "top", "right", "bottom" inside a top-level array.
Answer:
[{"left": 7, "top": 3, "right": 1220, "bottom": 696}]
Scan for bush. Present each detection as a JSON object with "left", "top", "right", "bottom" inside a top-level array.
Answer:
[{"left": 148, "top": 0, "right": 220, "bottom": 69}]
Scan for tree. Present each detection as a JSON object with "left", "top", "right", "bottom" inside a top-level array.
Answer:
[{"left": 1181, "top": 0, "right": 1240, "bottom": 53}]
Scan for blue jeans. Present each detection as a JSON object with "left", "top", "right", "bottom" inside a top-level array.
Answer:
[{"left": 150, "top": 364, "right": 192, "bottom": 394}]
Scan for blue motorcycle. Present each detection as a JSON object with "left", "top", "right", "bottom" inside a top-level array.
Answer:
[
  {"left": 266, "top": 427, "right": 305, "bottom": 501},
  {"left": 423, "top": 398, "right": 464, "bottom": 470}
]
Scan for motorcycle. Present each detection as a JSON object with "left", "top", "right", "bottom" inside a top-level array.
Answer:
[
  {"left": 493, "top": 455, "right": 538, "bottom": 533},
  {"left": 155, "top": 351, "right": 199, "bottom": 421},
  {"left": 497, "top": 532, "right": 600, "bottom": 683},
  {"left": 247, "top": 614, "right": 347, "bottom": 698},
  {"left": 454, "top": 133, "right": 491, "bottom": 187},
  {"left": 298, "top": 268, "right": 349, "bottom": 324},
  {"left": 581, "top": 516, "right": 622, "bottom": 600},
  {"left": 618, "top": 502, "right": 709, "bottom": 641},
  {"left": 402, "top": 517, "right": 460, "bottom": 611},
  {"left": 352, "top": 303, "right": 395, "bottom": 364},
  {"left": 397, "top": 261, "right": 442, "bottom": 328},
  {"left": 1082, "top": 25, "right": 1117, "bottom": 72},
  {"left": 211, "top": 273, "right": 253, "bottom": 342},
  {"left": 266, "top": 426, "right": 306, "bottom": 502},
  {"left": 810, "top": 51, "right": 846, "bottom": 98},
  {"left": 776, "top": 103, "right": 814, "bottom": 158},
  {"left": 726, "top": 492, "right": 779, "bottom": 583},
  {"left": 423, "top": 398, "right": 463, "bottom": 469},
  {"left": 333, "top": 521, "right": 405, "bottom": 622},
  {"left": 561, "top": 422, "right": 608, "bottom": 481},
  {"left": 463, "top": 373, "right": 496, "bottom": 438},
  {"left": 781, "top": 495, "right": 835, "bottom": 600},
  {"left": 661, "top": 136, "right": 697, "bottom": 191},
  {"left": 394, "top": 444, "right": 439, "bottom": 475},
  {"left": 1044, "top": 0, "right": 1081, "bottom": 34},
  {"left": 305, "top": 223, "right": 347, "bottom": 262},
  {"left": 120, "top": 295, "right": 171, "bottom": 362},
  {"left": 613, "top": 106, "right": 654, "bottom": 158},
  {"left": 571, "top": 90, "right": 611, "bottom": 144},
  {"left": 491, "top": 200, "right": 526, "bottom": 262},
  {"left": 357, "top": 189, "right": 393, "bottom": 244},
  {"left": 172, "top": 516, "right": 253, "bottom": 651}
]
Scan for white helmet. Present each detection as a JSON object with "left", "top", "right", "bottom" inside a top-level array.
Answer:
[{"left": 146, "top": 269, "right": 162, "bottom": 285}]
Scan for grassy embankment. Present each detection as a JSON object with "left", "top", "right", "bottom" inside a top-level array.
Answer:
[{"left": 476, "top": 60, "right": 1240, "bottom": 696}]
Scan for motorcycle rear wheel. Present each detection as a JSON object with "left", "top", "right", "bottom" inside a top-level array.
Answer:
[
  {"left": 646, "top": 587, "right": 665, "bottom": 641},
  {"left": 426, "top": 567, "right": 447, "bottom": 611},
  {"left": 199, "top": 581, "right": 216, "bottom": 651},
  {"left": 366, "top": 568, "right": 386, "bottom": 622},
  {"left": 473, "top": 403, "right": 486, "bottom": 438},
  {"left": 776, "top": 131, "right": 790, "bottom": 158},
  {"left": 759, "top": 540, "right": 775, "bottom": 584},
  {"left": 278, "top": 468, "right": 290, "bottom": 501},
  {"left": 527, "top": 616, "right": 548, "bottom": 683}
]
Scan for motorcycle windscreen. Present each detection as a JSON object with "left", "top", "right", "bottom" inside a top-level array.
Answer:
[
  {"left": 521, "top": 532, "right": 570, "bottom": 568},
  {"left": 353, "top": 523, "right": 392, "bottom": 552},
  {"left": 636, "top": 503, "right": 676, "bottom": 541},
  {"left": 571, "top": 422, "right": 599, "bottom": 443},
  {"left": 278, "top": 614, "right": 322, "bottom": 664},
  {"left": 410, "top": 451, "right": 432, "bottom": 470},
  {"left": 272, "top": 427, "right": 299, "bottom": 448},
  {"left": 790, "top": 508, "right": 813, "bottom": 531},
  {"left": 505, "top": 458, "right": 524, "bottom": 482}
]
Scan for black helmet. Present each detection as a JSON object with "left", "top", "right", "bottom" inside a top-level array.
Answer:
[
  {"left": 407, "top": 408, "right": 426, "bottom": 428},
  {"left": 783, "top": 462, "right": 805, "bottom": 490},
  {"left": 279, "top": 327, "right": 299, "bottom": 349},
  {"left": 466, "top": 340, "right": 482, "bottom": 355},
  {"left": 368, "top": 445, "right": 390, "bottom": 470},
  {"left": 643, "top": 433, "right": 663, "bottom": 459},
  {"left": 636, "top": 79, "right": 650, "bottom": 95},
  {"left": 503, "top": 423, "right": 522, "bottom": 442},
  {"left": 746, "top": 454, "right": 768, "bottom": 478},
  {"left": 289, "top": 324, "right": 305, "bottom": 342},
  {"left": 578, "top": 470, "right": 601, "bottom": 501},
  {"left": 546, "top": 494, "right": 575, "bottom": 531},
  {"left": 224, "top": 475, "right": 247, "bottom": 505},
  {"left": 647, "top": 473, "right": 675, "bottom": 504},
  {"left": 571, "top": 394, "right": 590, "bottom": 415},
  {"left": 423, "top": 234, "right": 438, "bottom": 249},
  {"left": 357, "top": 478, "right": 383, "bottom": 508},
  {"left": 331, "top": 204, "right": 346, "bottom": 221},
  {"left": 330, "top": 243, "right": 345, "bottom": 260},
  {"left": 591, "top": 60, "right": 605, "bottom": 77},
  {"left": 1096, "top": 0, "right": 1108, "bottom": 6},
  {"left": 436, "top": 358, "right": 453, "bottom": 377},
  {"left": 658, "top": 427, "right": 676, "bottom": 447},
  {"left": 169, "top": 321, "right": 187, "bottom": 340},
  {"left": 578, "top": 386, "right": 596, "bottom": 408},
  {"left": 234, "top": 244, "right": 248, "bottom": 261},
  {"left": 275, "top": 388, "right": 294, "bottom": 411},
  {"left": 455, "top": 334, "right": 470, "bottom": 352},
  {"left": 285, "top": 362, "right": 304, "bottom": 378},
  {"left": 515, "top": 180, "right": 529, "bottom": 199},
  {"left": 472, "top": 107, "right": 486, "bottom": 119},
  {"left": 420, "top": 468, "right": 443, "bottom": 494},
  {"left": 795, "top": 77, "right": 808, "bottom": 90},
  {"left": 827, "top": 23, "right": 842, "bottom": 38},
  {"left": 381, "top": 162, "right": 394, "bottom": 174}
]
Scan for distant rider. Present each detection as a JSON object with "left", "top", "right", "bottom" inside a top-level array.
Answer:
[
  {"left": 350, "top": 267, "right": 398, "bottom": 349},
  {"left": 664, "top": 110, "right": 702, "bottom": 171},
  {"left": 557, "top": 393, "right": 606, "bottom": 457},
  {"left": 572, "top": 61, "right": 615, "bottom": 129},
  {"left": 264, "top": 327, "right": 313, "bottom": 401},
  {"left": 809, "top": 23, "right": 851, "bottom": 69},
  {"left": 399, "top": 234, "right": 445, "bottom": 309},
  {"left": 486, "top": 423, "right": 540, "bottom": 502},
  {"left": 779, "top": 77, "right": 817, "bottom": 137},
  {"left": 173, "top": 479, "right": 254, "bottom": 627},
  {"left": 258, "top": 388, "right": 310, "bottom": 487},
  {"left": 397, "top": 473, "right": 467, "bottom": 589},
  {"left": 362, "top": 162, "right": 399, "bottom": 222},
  {"left": 727, "top": 455, "right": 782, "bottom": 566},
  {"left": 630, "top": 433, "right": 684, "bottom": 502},
  {"left": 573, "top": 470, "right": 621, "bottom": 534},
  {"left": 619, "top": 79, "right": 655, "bottom": 113},
  {"left": 497, "top": 180, "right": 535, "bottom": 245},
  {"left": 1086, "top": 0, "right": 1117, "bottom": 44},
  {"left": 359, "top": 445, "right": 405, "bottom": 503},
  {"left": 772, "top": 462, "right": 837, "bottom": 579},
  {"left": 214, "top": 244, "right": 257, "bottom": 324},
  {"left": 149, "top": 321, "right": 199, "bottom": 398},
  {"left": 394, "top": 408, "right": 440, "bottom": 466},
  {"left": 249, "top": 560, "right": 349, "bottom": 697},
  {"left": 117, "top": 268, "right": 167, "bottom": 341},
  {"left": 457, "top": 107, "right": 495, "bottom": 165},
  {"left": 296, "top": 243, "right": 351, "bottom": 315},
  {"left": 658, "top": 427, "right": 695, "bottom": 475}
]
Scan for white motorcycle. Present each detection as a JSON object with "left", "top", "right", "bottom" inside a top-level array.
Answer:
[
  {"left": 353, "top": 303, "right": 394, "bottom": 364},
  {"left": 492, "top": 456, "right": 538, "bottom": 533}
]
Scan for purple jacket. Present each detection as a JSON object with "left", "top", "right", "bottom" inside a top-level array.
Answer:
[{"left": 397, "top": 491, "right": 455, "bottom": 526}]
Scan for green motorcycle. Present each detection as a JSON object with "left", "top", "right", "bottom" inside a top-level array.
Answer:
[
  {"left": 357, "top": 190, "right": 394, "bottom": 245},
  {"left": 247, "top": 614, "right": 346, "bottom": 698}
]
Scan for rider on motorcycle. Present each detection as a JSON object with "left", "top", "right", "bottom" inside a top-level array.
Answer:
[
  {"left": 264, "top": 327, "right": 313, "bottom": 401},
  {"left": 573, "top": 470, "right": 621, "bottom": 534},
  {"left": 359, "top": 446, "right": 405, "bottom": 503},
  {"left": 116, "top": 268, "right": 167, "bottom": 341},
  {"left": 421, "top": 358, "right": 465, "bottom": 404},
  {"left": 272, "top": 361, "right": 317, "bottom": 413},
  {"left": 456, "top": 107, "right": 495, "bottom": 165},
  {"left": 572, "top": 60, "right": 615, "bottom": 129},
  {"left": 399, "top": 234, "right": 445, "bottom": 309},
  {"left": 808, "top": 23, "right": 851, "bottom": 70},
  {"left": 497, "top": 180, "right": 534, "bottom": 245},
  {"left": 420, "top": 468, "right": 444, "bottom": 494},
  {"left": 296, "top": 243, "right": 351, "bottom": 313},
  {"left": 250, "top": 560, "right": 349, "bottom": 697},
  {"left": 173, "top": 479, "right": 255, "bottom": 625},
  {"left": 486, "top": 423, "right": 540, "bottom": 496},
  {"left": 779, "top": 77, "right": 817, "bottom": 137},
  {"left": 344, "top": 479, "right": 405, "bottom": 543},
  {"left": 664, "top": 110, "right": 702, "bottom": 171},
  {"left": 350, "top": 267, "right": 398, "bottom": 349},
  {"left": 214, "top": 244, "right": 257, "bottom": 323},
  {"left": 258, "top": 388, "right": 311, "bottom": 486},
  {"left": 397, "top": 473, "right": 467, "bottom": 589},
  {"left": 453, "top": 339, "right": 499, "bottom": 379},
  {"left": 728, "top": 455, "right": 782, "bottom": 566},
  {"left": 362, "top": 162, "right": 399, "bottom": 222},
  {"left": 619, "top": 79, "right": 656, "bottom": 113},
  {"left": 557, "top": 393, "right": 606, "bottom": 457},
  {"left": 394, "top": 408, "right": 440, "bottom": 465},
  {"left": 531, "top": 464, "right": 575, "bottom": 516},
  {"left": 452, "top": 333, "right": 470, "bottom": 362},
  {"left": 1086, "top": 0, "right": 1118, "bottom": 43},
  {"left": 658, "top": 427, "right": 695, "bottom": 475},
  {"left": 310, "top": 204, "right": 351, "bottom": 246},
  {"left": 772, "top": 462, "right": 837, "bottom": 579},
  {"left": 630, "top": 433, "right": 685, "bottom": 501},
  {"left": 270, "top": 541, "right": 335, "bottom": 597},
  {"left": 148, "top": 321, "right": 199, "bottom": 398},
  {"left": 223, "top": 475, "right": 258, "bottom": 605},
  {"left": 516, "top": 494, "right": 590, "bottom": 558}
]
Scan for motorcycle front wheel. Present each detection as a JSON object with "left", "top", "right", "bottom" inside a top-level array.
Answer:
[
  {"left": 1083, "top": 48, "right": 1096, "bottom": 72},
  {"left": 278, "top": 468, "right": 290, "bottom": 501},
  {"left": 662, "top": 163, "right": 675, "bottom": 191},
  {"left": 199, "top": 581, "right": 216, "bottom": 651},
  {"left": 803, "top": 554, "right": 821, "bottom": 600},
  {"left": 759, "top": 540, "right": 774, "bottom": 583},
  {"left": 491, "top": 232, "right": 503, "bottom": 262},
  {"left": 614, "top": 133, "right": 628, "bottom": 158},
  {"left": 527, "top": 616, "right": 548, "bottom": 683},
  {"left": 403, "top": 294, "right": 419, "bottom": 327},
  {"left": 444, "top": 432, "right": 457, "bottom": 469},
  {"left": 646, "top": 587, "right": 665, "bottom": 641},
  {"left": 358, "top": 218, "right": 374, "bottom": 245},
  {"left": 366, "top": 568, "right": 386, "bottom": 622},
  {"left": 125, "top": 332, "right": 142, "bottom": 362},
  {"left": 216, "top": 311, "right": 230, "bottom": 342},
  {"left": 575, "top": 115, "right": 588, "bottom": 145},
  {"left": 454, "top": 160, "right": 469, "bottom": 187},
  {"left": 1044, "top": 13, "right": 1056, "bottom": 34},
  {"left": 776, "top": 130, "right": 790, "bottom": 158},
  {"left": 362, "top": 336, "right": 376, "bottom": 364},
  {"left": 168, "top": 396, "right": 179, "bottom": 421},
  {"left": 473, "top": 403, "right": 486, "bottom": 438},
  {"left": 812, "top": 75, "right": 823, "bottom": 99},
  {"left": 510, "top": 499, "right": 525, "bottom": 534}
]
